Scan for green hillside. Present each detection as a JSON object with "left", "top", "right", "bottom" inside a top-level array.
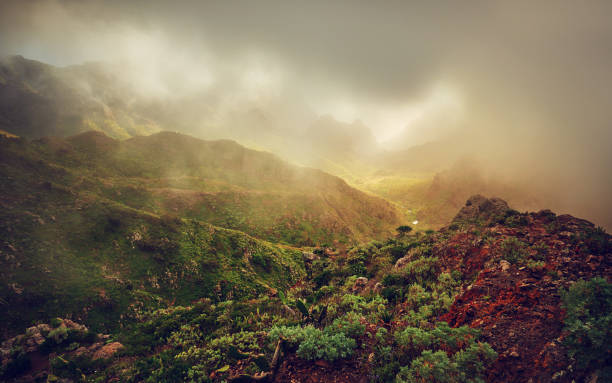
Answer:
[
  {"left": 0, "top": 55, "right": 160, "bottom": 139},
  {"left": 18, "top": 131, "right": 401, "bottom": 245},
  {"left": 0, "top": 136, "right": 307, "bottom": 336},
  {"left": 0, "top": 131, "right": 401, "bottom": 336}
]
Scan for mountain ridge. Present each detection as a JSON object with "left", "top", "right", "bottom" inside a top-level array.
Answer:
[{"left": 0, "top": 193, "right": 609, "bottom": 382}]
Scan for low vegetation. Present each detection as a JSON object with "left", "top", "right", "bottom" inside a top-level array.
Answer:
[{"left": 0, "top": 133, "right": 610, "bottom": 383}]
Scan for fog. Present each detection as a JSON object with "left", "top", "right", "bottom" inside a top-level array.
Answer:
[{"left": 1, "top": 0, "right": 611, "bottom": 228}]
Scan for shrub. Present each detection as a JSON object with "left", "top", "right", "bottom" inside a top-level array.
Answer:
[
  {"left": 396, "top": 225, "right": 413, "bottom": 236},
  {"left": 561, "top": 278, "right": 612, "bottom": 378},
  {"left": 531, "top": 241, "right": 549, "bottom": 261},
  {"left": 132, "top": 350, "right": 190, "bottom": 382},
  {"left": 395, "top": 322, "right": 481, "bottom": 359},
  {"left": 0, "top": 351, "right": 31, "bottom": 380},
  {"left": 576, "top": 226, "right": 611, "bottom": 255},
  {"left": 370, "top": 345, "right": 401, "bottom": 382},
  {"left": 251, "top": 252, "right": 270, "bottom": 270},
  {"left": 526, "top": 260, "right": 546, "bottom": 271},
  {"left": 268, "top": 325, "right": 356, "bottom": 361},
  {"left": 397, "top": 350, "right": 453, "bottom": 383},
  {"left": 49, "top": 354, "right": 106, "bottom": 381},
  {"left": 376, "top": 327, "right": 388, "bottom": 343},
  {"left": 296, "top": 328, "right": 355, "bottom": 361},
  {"left": 386, "top": 257, "right": 440, "bottom": 288},
  {"left": 328, "top": 312, "right": 366, "bottom": 338},
  {"left": 453, "top": 342, "right": 498, "bottom": 382},
  {"left": 337, "top": 294, "right": 387, "bottom": 321},
  {"left": 500, "top": 237, "right": 527, "bottom": 265},
  {"left": 396, "top": 342, "right": 497, "bottom": 383},
  {"left": 504, "top": 212, "right": 528, "bottom": 227}
]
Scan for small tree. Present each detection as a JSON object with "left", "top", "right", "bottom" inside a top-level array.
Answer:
[{"left": 396, "top": 225, "right": 413, "bottom": 236}]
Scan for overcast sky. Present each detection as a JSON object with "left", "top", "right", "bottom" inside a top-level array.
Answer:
[{"left": 1, "top": 0, "right": 612, "bottom": 225}]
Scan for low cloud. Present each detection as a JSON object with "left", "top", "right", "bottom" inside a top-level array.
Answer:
[{"left": 1, "top": 0, "right": 611, "bottom": 227}]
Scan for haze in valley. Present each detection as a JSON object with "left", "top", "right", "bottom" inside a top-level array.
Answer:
[{"left": 1, "top": 0, "right": 611, "bottom": 229}]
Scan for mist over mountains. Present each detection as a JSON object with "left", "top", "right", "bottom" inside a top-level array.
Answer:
[
  {"left": 1, "top": 53, "right": 610, "bottom": 230},
  {"left": 1, "top": 2, "right": 612, "bottom": 382}
]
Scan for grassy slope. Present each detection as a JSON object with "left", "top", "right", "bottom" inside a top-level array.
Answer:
[
  {"left": 0, "top": 131, "right": 401, "bottom": 335},
  {"left": 41, "top": 131, "right": 402, "bottom": 246},
  {"left": 0, "top": 135, "right": 306, "bottom": 335},
  {"left": 1, "top": 135, "right": 610, "bottom": 382}
]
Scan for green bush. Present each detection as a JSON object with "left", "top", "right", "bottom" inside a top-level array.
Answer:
[
  {"left": 346, "top": 248, "right": 369, "bottom": 277},
  {"left": 397, "top": 342, "right": 497, "bottom": 383},
  {"left": 131, "top": 350, "right": 190, "bottom": 382},
  {"left": 393, "top": 322, "right": 496, "bottom": 382},
  {"left": 561, "top": 278, "right": 612, "bottom": 378},
  {"left": 396, "top": 225, "right": 413, "bottom": 236},
  {"left": 397, "top": 350, "right": 453, "bottom": 383},
  {"left": 453, "top": 342, "right": 498, "bottom": 382},
  {"left": 504, "top": 212, "right": 528, "bottom": 227},
  {"left": 50, "top": 317, "right": 63, "bottom": 328},
  {"left": 268, "top": 325, "right": 357, "bottom": 361},
  {"left": 500, "top": 237, "right": 527, "bottom": 265},
  {"left": 575, "top": 227, "right": 611, "bottom": 255},
  {"left": 395, "top": 322, "right": 478, "bottom": 356},
  {"left": 296, "top": 328, "right": 355, "bottom": 361},
  {"left": 50, "top": 354, "right": 107, "bottom": 381},
  {"left": 370, "top": 345, "right": 401, "bottom": 382},
  {"left": 251, "top": 252, "right": 270, "bottom": 270},
  {"left": 531, "top": 241, "right": 549, "bottom": 261},
  {"left": 328, "top": 312, "right": 366, "bottom": 338},
  {"left": 382, "top": 257, "right": 440, "bottom": 298}
]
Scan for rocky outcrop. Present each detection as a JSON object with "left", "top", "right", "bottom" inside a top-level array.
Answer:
[
  {"left": 0, "top": 319, "right": 122, "bottom": 382},
  {"left": 452, "top": 195, "right": 511, "bottom": 225},
  {"left": 436, "top": 209, "right": 612, "bottom": 382},
  {"left": 92, "top": 342, "right": 124, "bottom": 360}
]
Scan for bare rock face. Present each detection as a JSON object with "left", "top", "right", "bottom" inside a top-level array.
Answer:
[
  {"left": 452, "top": 195, "right": 511, "bottom": 225},
  {"left": 92, "top": 342, "right": 124, "bottom": 360}
]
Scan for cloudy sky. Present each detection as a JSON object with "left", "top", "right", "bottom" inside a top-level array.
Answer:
[{"left": 1, "top": 0, "right": 612, "bottom": 225}]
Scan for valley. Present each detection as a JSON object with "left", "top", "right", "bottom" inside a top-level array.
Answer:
[
  {"left": 0, "top": 130, "right": 610, "bottom": 382},
  {"left": 1, "top": 5, "right": 612, "bottom": 379}
]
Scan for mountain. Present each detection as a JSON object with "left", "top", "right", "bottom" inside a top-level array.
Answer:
[
  {"left": 0, "top": 130, "right": 400, "bottom": 333},
  {"left": 0, "top": 133, "right": 308, "bottom": 337},
  {"left": 18, "top": 130, "right": 402, "bottom": 245},
  {"left": 0, "top": 56, "right": 382, "bottom": 171},
  {"left": 0, "top": 55, "right": 160, "bottom": 139},
  {"left": 1, "top": 195, "right": 609, "bottom": 382},
  {"left": 0, "top": 56, "right": 386, "bottom": 184},
  {"left": 376, "top": 136, "right": 470, "bottom": 174},
  {"left": 0, "top": 55, "right": 610, "bottom": 383}
]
